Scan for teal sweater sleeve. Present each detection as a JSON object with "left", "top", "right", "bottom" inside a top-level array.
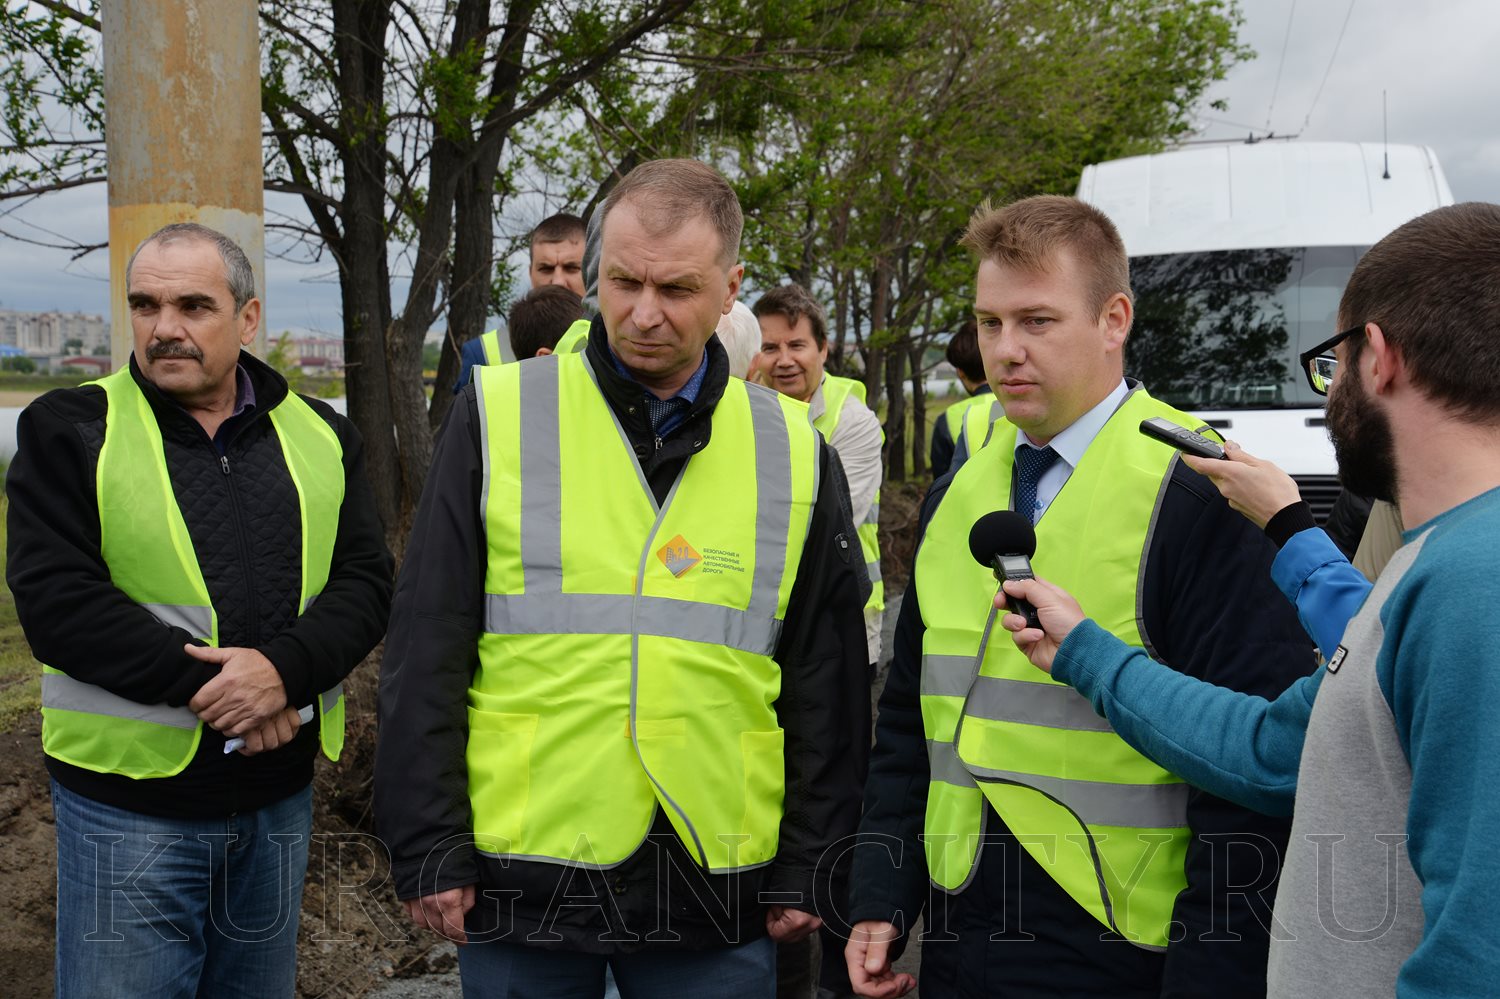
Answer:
[
  {"left": 1377, "top": 502, "right": 1500, "bottom": 996},
  {"left": 1049, "top": 526, "right": 1370, "bottom": 817},
  {"left": 1053, "top": 620, "right": 1321, "bottom": 817}
]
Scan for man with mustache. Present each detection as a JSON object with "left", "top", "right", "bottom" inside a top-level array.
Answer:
[
  {"left": 6, "top": 222, "right": 393, "bottom": 996},
  {"left": 377, "top": 159, "right": 870, "bottom": 998},
  {"left": 1002, "top": 201, "right": 1500, "bottom": 996}
]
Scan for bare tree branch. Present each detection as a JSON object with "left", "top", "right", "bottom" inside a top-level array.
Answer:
[
  {"left": 27, "top": 0, "right": 99, "bottom": 31},
  {"left": 0, "top": 173, "right": 105, "bottom": 201}
]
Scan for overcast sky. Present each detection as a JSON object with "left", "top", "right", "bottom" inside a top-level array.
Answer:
[{"left": 1, "top": 0, "right": 1496, "bottom": 334}]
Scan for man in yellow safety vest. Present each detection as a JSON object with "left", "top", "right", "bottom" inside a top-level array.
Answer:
[
  {"left": 455, "top": 212, "right": 591, "bottom": 390},
  {"left": 752, "top": 282, "right": 885, "bottom": 667},
  {"left": 845, "top": 196, "right": 1315, "bottom": 998},
  {"left": 8, "top": 222, "right": 392, "bottom": 997},
  {"left": 377, "top": 159, "right": 871, "bottom": 998}
]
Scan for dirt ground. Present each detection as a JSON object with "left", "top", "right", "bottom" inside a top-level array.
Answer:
[{"left": 0, "top": 666, "right": 459, "bottom": 998}]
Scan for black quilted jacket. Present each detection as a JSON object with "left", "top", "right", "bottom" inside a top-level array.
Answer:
[{"left": 6, "top": 352, "right": 392, "bottom": 818}]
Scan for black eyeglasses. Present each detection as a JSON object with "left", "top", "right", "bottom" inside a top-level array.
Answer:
[{"left": 1300, "top": 326, "right": 1362, "bottom": 396}]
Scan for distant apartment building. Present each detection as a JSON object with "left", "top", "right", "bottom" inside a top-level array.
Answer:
[
  {"left": 274, "top": 334, "right": 345, "bottom": 376},
  {"left": 0, "top": 309, "right": 110, "bottom": 355}
]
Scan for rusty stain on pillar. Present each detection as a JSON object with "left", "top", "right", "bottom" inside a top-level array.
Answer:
[{"left": 103, "top": 0, "right": 265, "bottom": 366}]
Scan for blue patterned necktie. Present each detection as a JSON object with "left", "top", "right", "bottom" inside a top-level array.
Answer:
[{"left": 1014, "top": 445, "right": 1060, "bottom": 525}]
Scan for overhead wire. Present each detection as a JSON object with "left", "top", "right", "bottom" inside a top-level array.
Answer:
[
  {"left": 1301, "top": 0, "right": 1359, "bottom": 132},
  {"left": 1263, "top": 0, "right": 1299, "bottom": 131}
]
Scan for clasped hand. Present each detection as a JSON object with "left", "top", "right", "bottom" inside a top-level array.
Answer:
[{"left": 186, "top": 644, "right": 288, "bottom": 738}]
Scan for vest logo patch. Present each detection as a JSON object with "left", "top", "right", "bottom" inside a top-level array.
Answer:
[
  {"left": 1326, "top": 645, "right": 1348, "bottom": 674},
  {"left": 657, "top": 535, "right": 701, "bottom": 578}
]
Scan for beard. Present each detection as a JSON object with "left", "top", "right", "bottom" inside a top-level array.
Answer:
[{"left": 1325, "top": 370, "right": 1398, "bottom": 503}]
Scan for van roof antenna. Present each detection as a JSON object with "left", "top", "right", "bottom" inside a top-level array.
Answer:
[{"left": 1382, "top": 91, "right": 1391, "bottom": 180}]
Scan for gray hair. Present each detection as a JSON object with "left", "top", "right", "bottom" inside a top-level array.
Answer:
[
  {"left": 126, "top": 222, "right": 257, "bottom": 312},
  {"left": 714, "top": 301, "right": 760, "bottom": 379}
]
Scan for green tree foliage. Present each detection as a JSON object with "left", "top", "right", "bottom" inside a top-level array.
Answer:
[
  {"left": 3, "top": 0, "right": 1252, "bottom": 514},
  {"left": 730, "top": 0, "right": 1250, "bottom": 479},
  {"left": 562, "top": 0, "right": 1248, "bottom": 478},
  {"left": 264, "top": 330, "right": 309, "bottom": 393},
  {"left": 0, "top": 0, "right": 102, "bottom": 200}
]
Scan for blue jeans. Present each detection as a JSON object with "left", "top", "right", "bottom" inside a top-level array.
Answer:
[
  {"left": 52, "top": 780, "right": 312, "bottom": 999},
  {"left": 456, "top": 936, "right": 776, "bottom": 999}
]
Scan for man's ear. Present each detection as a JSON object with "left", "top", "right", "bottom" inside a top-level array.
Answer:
[
  {"left": 1365, "top": 322, "right": 1401, "bottom": 395},
  {"left": 534, "top": 346, "right": 553, "bottom": 357},
  {"left": 1101, "top": 292, "right": 1131, "bottom": 352},
  {"left": 722, "top": 264, "right": 745, "bottom": 313},
  {"left": 238, "top": 298, "right": 262, "bottom": 347}
]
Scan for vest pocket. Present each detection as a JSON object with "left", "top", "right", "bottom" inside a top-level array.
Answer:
[
  {"left": 466, "top": 708, "right": 538, "bottom": 856},
  {"left": 740, "top": 728, "right": 786, "bottom": 853}
]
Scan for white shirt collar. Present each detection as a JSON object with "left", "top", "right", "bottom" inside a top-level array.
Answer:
[
  {"left": 808, "top": 374, "right": 828, "bottom": 422},
  {"left": 1016, "top": 379, "right": 1130, "bottom": 469}
]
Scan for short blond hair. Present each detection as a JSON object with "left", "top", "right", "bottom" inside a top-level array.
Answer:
[{"left": 960, "top": 195, "right": 1131, "bottom": 317}]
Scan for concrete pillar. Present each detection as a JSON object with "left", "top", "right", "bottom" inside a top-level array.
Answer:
[{"left": 102, "top": 0, "right": 265, "bottom": 367}]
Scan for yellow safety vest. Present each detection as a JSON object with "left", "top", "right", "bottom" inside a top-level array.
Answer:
[
  {"left": 470, "top": 351, "right": 819, "bottom": 871},
  {"left": 477, "top": 330, "right": 504, "bottom": 365},
  {"left": 941, "top": 390, "right": 994, "bottom": 442},
  {"left": 917, "top": 387, "right": 1220, "bottom": 948},
  {"left": 477, "top": 319, "right": 588, "bottom": 366},
  {"left": 813, "top": 374, "right": 885, "bottom": 617},
  {"left": 553, "top": 318, "right": 590, "bottom": 354},
  {"left": 952, "top": 396, "right": 1007, "bottom": 468},
  {"left": 40, "top": 368, "right": 347, "bottom": 778}
]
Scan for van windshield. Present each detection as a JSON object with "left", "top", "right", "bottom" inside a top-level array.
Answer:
[{"left": 1126, "top": 245, "right": 1366, "bottom": 410}]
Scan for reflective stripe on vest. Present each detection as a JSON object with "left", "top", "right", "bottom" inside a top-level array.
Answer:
[
  {"left": 955, "top": 398, "right": 1005, "bottom": 463},
  {"left": 471, "top": 351, "right": 819, "bottom": 873},
  {"left": 40, "top": 369, "right": 348, "bottom": 778},
  {"left": 917, "top": 387, "right": 1217, "bottom": 949},
  {"left": 813, "top": 375, "right": 884, "bottom": 611}
]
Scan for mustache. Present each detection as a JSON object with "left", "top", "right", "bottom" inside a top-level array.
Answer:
[{"left": 145, "top": 341, "right": 203, "bottom": 362}]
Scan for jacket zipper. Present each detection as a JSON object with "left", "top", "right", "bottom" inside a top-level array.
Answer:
[{"left": 219, "top": 451, "right": 260, "bottom": 645}]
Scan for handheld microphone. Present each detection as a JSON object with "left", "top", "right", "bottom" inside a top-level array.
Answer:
[{"left": 969, "top": 510, "right": 1041, "bottom": 629}]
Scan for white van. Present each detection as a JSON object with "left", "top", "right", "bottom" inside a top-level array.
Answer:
[{"left": 1076, "top": 141, "right": 1454, "bottom": 520}]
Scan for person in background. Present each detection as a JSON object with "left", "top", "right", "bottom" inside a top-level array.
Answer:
[
  {"left": 455, "top": 212, "right": 588, "bottom": 390},
  {"left": 506, "top": 285, "right": 586, "bottom": 361},
  {"left": 1352, "top": 498, "right": 1404, "bottom": 579},
  {"left": 847, "top": 195, "right": 1313, "bottom": 999},
  {"left": 928, "top": 318, "right": 995, "bottom": 475},
  {"left": 715, "top": 300, "right": 761, "bottom": 379},
  {"left": 753, "top": 283, "right": 885, "bottom": 667},
  {"left": 1000, "top": 200, "right": 1500, "bottom": 999},
  {"left": 377, "top": 159, "right": 870, "bottom": 999},
  {"left": 8, "top": 222, "right": 392, "bottom": 998}
]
